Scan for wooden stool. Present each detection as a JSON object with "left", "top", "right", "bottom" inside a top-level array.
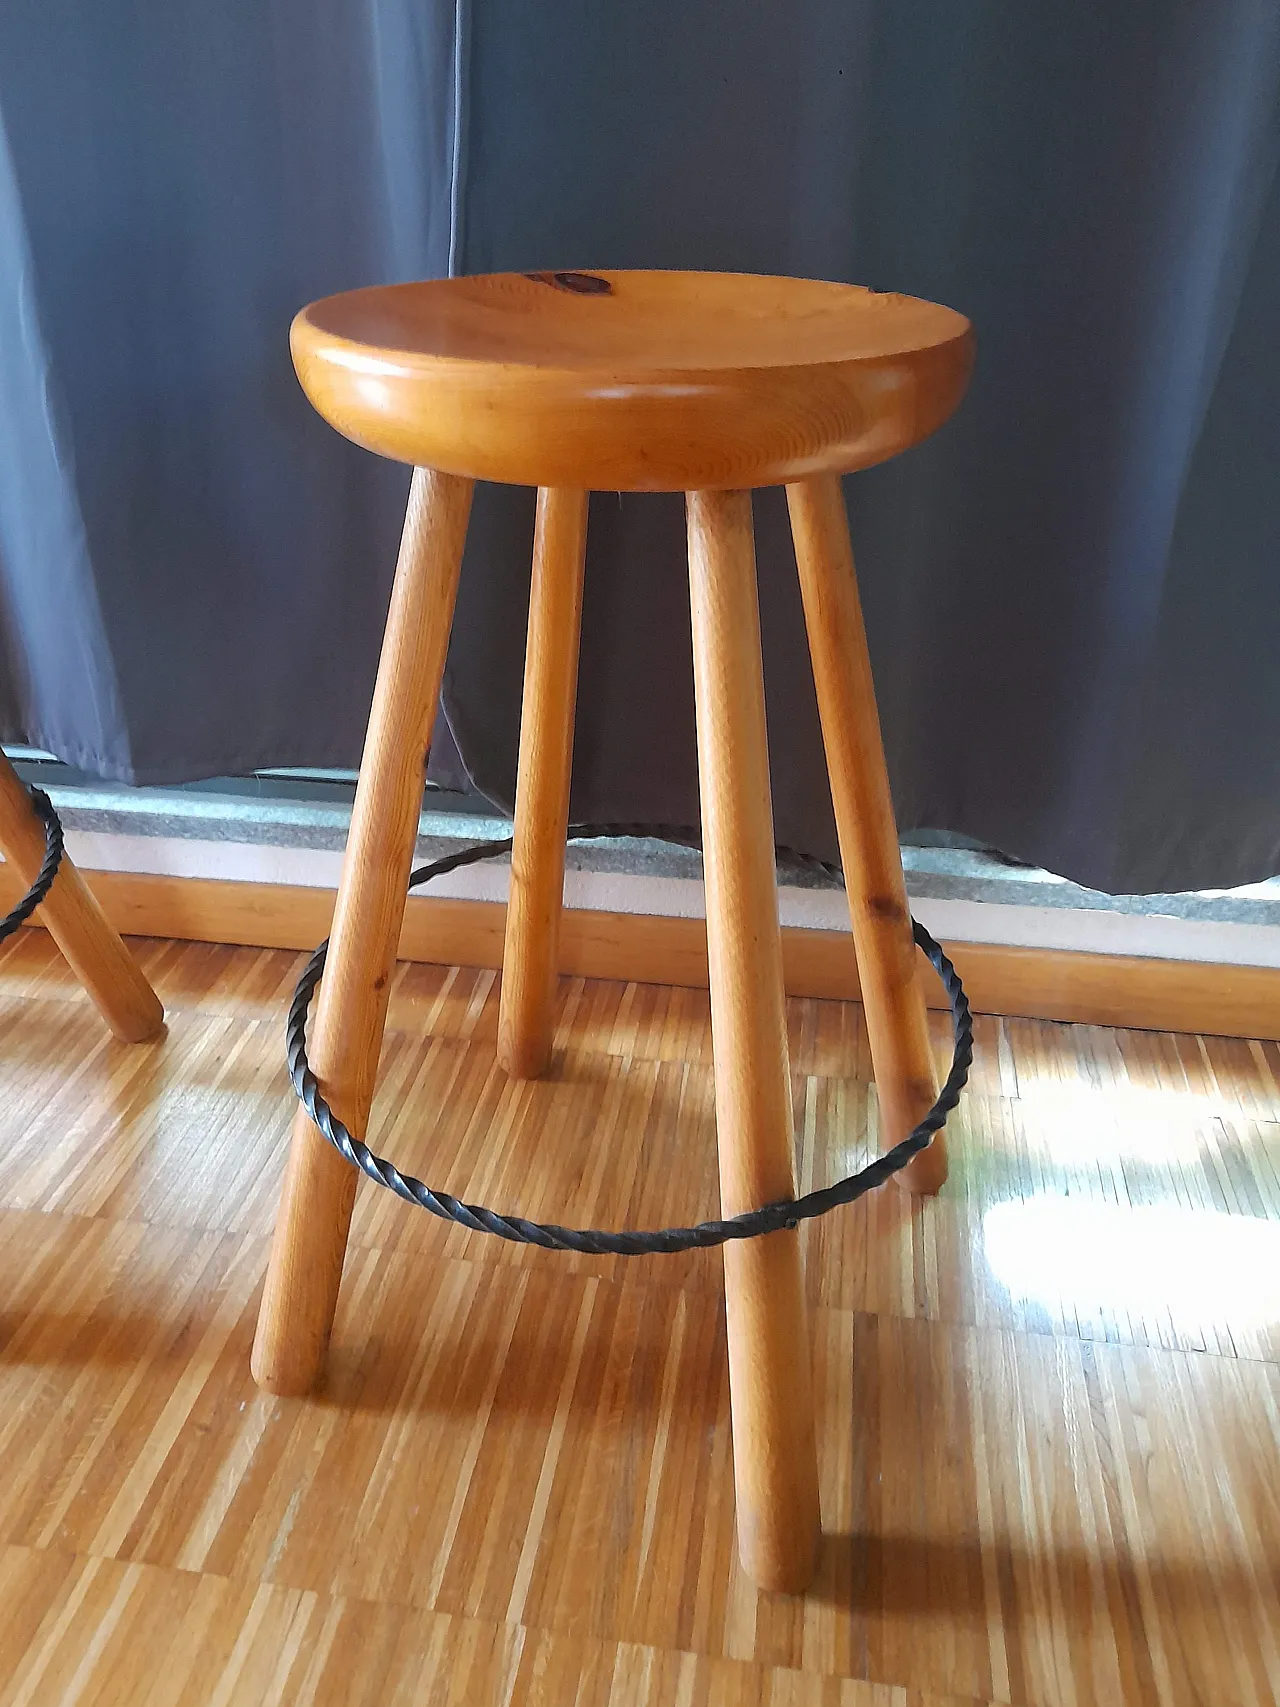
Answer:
[
  {"left": 0, "top": 752, "right": 164, "bottom": 1041},
  {"left": 252, "top": 271, "right": 972, "bottom": 1591}
]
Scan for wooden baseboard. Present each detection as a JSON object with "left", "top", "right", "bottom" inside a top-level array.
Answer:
[{"left": 5, "top": 865, "right": 1279, "bottom": 1040}]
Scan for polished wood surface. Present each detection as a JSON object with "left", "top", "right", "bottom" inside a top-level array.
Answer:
[
  {"left": 1, "top": 932, "right": 1278, "bottom": 1703},
  {"left": 252, "top": 468, "right": 473, "bottom": 1396},
  {"left": 687, "top": 490, "right": 820, "bottom": 1591},
  {"left": 498, "top": 488, "right": 589, "bottom": 1080},
  {"left": 291, "top": 271, "right": 973, "bottom": 491},
  {"left": 788, "top": 475, "right": 945, "bottom": 1196},
  {"left": 0, "top": 751, "right": 163, "bottom": 1043}
]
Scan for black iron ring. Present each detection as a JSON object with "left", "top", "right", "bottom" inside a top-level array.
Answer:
[
  {"left": 285, "top": 825, "right": 973, "bottom": 1254},
  {"left": 0, "top": 787, "right": 64, "bottom": 946}
]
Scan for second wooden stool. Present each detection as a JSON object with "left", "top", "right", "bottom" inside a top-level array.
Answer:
[{"left": 0, "top": 752, "right": 163, "bottom": 1043}]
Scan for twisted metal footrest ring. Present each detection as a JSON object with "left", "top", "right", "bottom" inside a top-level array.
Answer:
[{"left": 285, "top": 825, "right": 973, "bottom": 1255}]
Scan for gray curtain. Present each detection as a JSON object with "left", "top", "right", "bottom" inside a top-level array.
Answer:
[
  {"left": 2, "top": 3, "right": 1279, "bottom": 894},
  {"left": 0, "top": 0, "right": 460, "bottom": 779}
]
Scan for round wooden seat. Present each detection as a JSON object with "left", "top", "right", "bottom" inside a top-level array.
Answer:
[{"left": 292, "top": 270, "right": 973, "bottom": 490}]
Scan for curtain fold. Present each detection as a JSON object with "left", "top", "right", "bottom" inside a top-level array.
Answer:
[
  {"left": 0, "top": 107, "right": 128, "bottom": 770},
  {"left": 0, "top": 0, "right": 459, "bottom": 781},
  {"left": 2, "top": 2, "right": 1279, "bottom": 893}
]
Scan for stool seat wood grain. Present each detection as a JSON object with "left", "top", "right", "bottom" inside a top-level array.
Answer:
[
  {"left": 258, "top": 268, "right": 972, "bottom": 1594},
  {"left": 291, "top": 270, "right": 972, "bottom": 491}
]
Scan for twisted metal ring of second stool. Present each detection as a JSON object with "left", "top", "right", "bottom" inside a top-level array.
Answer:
[{"left": 0, "top": 787, "right": 63, "bottom": 946}]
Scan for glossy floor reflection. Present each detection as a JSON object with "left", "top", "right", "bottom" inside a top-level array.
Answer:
[{"left": 984, "top": 1195, "right": 1280, "bottom": 1331}]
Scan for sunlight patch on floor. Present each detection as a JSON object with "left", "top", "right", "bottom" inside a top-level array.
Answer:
[{"left": 983, "top": 1194, "right": 1280, "bottom": 1329}]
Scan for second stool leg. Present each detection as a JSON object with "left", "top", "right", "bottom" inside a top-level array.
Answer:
[
  {"left": 0, "top": 752, "right": 164, "bottom": 1042},
  {"left": 786, "top": 474, "right": 946, "bottom": 1195},
  {"left": 687, "top": 488, "right": 820, "bottom": 1593},
  {"left": 497, "top": 488, "right": 589, "bottom": 1079},
  {"left": 252, "top": 468, "right": 473, "bottom": 1396}
]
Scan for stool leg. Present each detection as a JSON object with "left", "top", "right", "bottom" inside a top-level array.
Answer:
[
  {"left": 497, "top": 488, "right": 589, "bottom": 1079},
  {"left": 252, "top": 468, "right": 473, "bottom": 1396},
  {"left": 686, "top": 488, "right": 820, "bottom": 1593},
  {"left": 0, "top": 752, "right": 164, "bottom": 1041},
  {"left": 786, "top": 474, "right": 947, "bottom": 1195}
]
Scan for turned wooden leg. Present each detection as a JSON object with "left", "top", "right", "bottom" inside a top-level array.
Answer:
[
  {"left": 497, "top": 488, "right": 589, "bottom": 1079},
  {"left": 786, "top": 474, "right": 946, "bottom": 1195},
  {"left": 686, "top": 488, "right": 820, "bottom": 1593},
  {"left": 252, "top": 467, "right": 473, "bottom": 1395},
  {"left": 0, "top": 753, "right": 163, "bottom": 1041}
]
